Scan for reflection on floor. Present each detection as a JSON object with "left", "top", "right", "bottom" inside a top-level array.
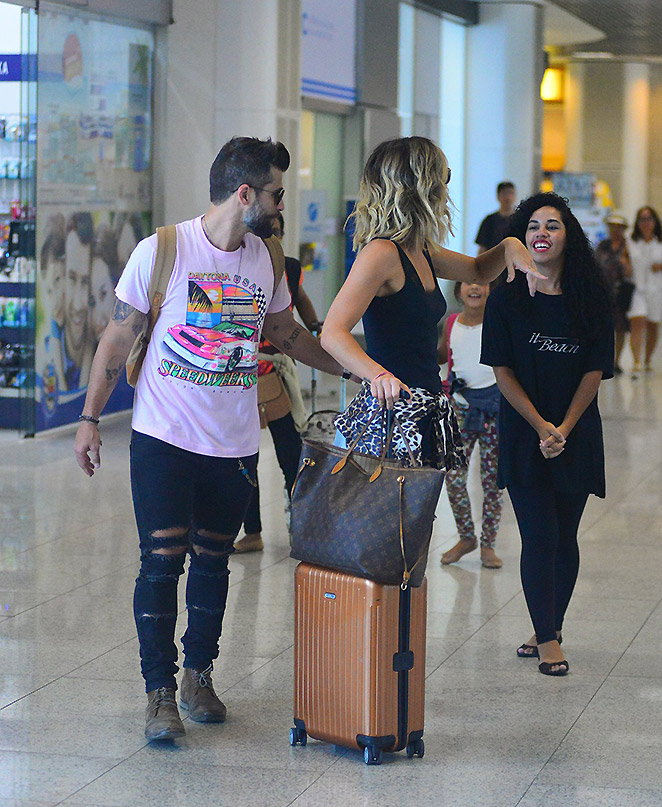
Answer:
[{"left": 0, "top": 369, "right": 661, "bottom": 807}]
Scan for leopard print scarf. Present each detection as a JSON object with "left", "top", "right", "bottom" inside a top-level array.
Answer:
[{"left": 335, "top": 382, "right": 466, "bottom": 471}]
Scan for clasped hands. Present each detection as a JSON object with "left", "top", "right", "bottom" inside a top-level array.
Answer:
[{"left": 537, "top": 421, "right": 567, "bottom": 459}]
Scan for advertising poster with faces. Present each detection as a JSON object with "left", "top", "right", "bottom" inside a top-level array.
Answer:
[{"left": 35, "top": 9, "right": 153, "bottom": 430}]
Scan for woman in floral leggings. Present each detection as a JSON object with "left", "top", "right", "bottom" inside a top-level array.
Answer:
[{"left": 438, "top": 281, "right": 503, "bottom": 568}]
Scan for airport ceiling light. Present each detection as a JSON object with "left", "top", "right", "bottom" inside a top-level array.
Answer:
[{"left": 541, "top": 66, "right": 564, "bottom": 102}]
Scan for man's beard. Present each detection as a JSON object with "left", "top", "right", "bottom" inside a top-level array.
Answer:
[{"left": 243, "top": 201, "right": 277, "bottom": 239}]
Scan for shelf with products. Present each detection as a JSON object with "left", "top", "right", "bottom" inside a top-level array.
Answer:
[
  {"left": 0, "top": 325, "right": 32, "bottom": 342},
  {"left": 0, "top": 116, "right": 36, "bottom": 187},
  {"left": 0, "top": 338, "right": 33, "bottom": 398},
  {"left": 0, "top": 113, "right": 36, "bottom": 145},
  {"left": 0, "top": 282, "right": 35, "bottom": 297},
  {"left": 0, "top": 107, "right": 37, "bottom": 431}
]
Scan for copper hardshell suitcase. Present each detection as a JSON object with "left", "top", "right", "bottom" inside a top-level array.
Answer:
[{"left": 290, "top": 562, "right": 426, "bottom": 765}]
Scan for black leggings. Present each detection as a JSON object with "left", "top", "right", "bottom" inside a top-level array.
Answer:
[{"left": 508, "top": 484, "right": 589, "bottom": 645}]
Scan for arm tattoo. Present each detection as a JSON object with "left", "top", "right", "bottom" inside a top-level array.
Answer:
[
  {"left": 105, "top": 355, "right": 126, "bottom": 387},
  {"left": 282, "top": 326, "right": 302, "bottom": 353},
  {"left": 112, "top": 298, "right": 137, "bottom": 322}
]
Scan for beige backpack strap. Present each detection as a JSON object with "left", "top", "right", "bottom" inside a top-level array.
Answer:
[
  {"left": 145, "top": 224, "right": 177, "bottom": 339},
  {"left": 263, "top": 235, "right": 286, "bottom": 293},
  {"left": 125, "top": 224, "right": 177, "bottom": 387}
]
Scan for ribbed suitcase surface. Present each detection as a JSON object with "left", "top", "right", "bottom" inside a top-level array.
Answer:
[{"left": 293, "top": 562, "right": 426, "bottom": 761}]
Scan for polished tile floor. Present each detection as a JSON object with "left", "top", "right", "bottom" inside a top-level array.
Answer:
[{"left": 1, "top": 366, "right": 661, "bottom": 807}]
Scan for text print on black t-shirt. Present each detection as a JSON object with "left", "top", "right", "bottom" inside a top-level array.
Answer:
[{"left": 529, "top": 332, "right": 579, "bottom": 354}]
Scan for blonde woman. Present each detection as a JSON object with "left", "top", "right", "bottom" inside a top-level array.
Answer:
[{"left": 322, "top": 136, "right": 542, "bottom": 470}]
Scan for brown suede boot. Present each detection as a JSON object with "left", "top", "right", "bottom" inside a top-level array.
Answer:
[
  {"left": 145, "top": 687, "right": 186, "bottom": 741},
  {"left": 180, "top": 665, "right": 227, "bottom": 723},
  {"left": 233, "top": 533, "right": 264, "bottom": 553}
]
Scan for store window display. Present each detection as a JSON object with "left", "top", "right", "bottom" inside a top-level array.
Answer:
[
  {"left": 63, "top": 212, "right": 95, "bottom": 390},
  {"left": 89, "top": 224, "right": 121, "bottom": 342}
]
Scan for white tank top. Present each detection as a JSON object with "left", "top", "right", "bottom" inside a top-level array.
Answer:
[{"left": 450, "top": 320, "right": 496, "bottom": 395}]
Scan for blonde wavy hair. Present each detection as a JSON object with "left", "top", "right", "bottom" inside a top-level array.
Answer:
[{"left": 349, "top": 136, "right": 453, "bottom": 254}]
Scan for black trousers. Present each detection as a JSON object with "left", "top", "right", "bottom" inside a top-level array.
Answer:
[
  {"left": 243, "top": 412, "right": 302, "bottom": 534},
  {"left": 508, "top": 483, "right": 589, "bottom": 645}
]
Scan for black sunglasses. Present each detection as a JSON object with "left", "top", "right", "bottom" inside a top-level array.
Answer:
[
  {"left": 235, "top": 185, "right": 285, "bottom": 205},
  {"left": 445, "top": 167, "right": 452, "bottom": 185}
]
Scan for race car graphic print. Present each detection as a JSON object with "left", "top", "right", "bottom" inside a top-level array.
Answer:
[{"left": 163, "top": 278, "right": 264, "bottom": 378}]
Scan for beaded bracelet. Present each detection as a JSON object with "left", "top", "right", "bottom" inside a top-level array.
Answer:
[{"left": 78, "top": 414, "right": 100, "bottom": 425}]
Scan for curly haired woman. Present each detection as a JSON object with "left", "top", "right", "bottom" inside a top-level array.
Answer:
[{"left": 481, "top": 192, "right": 614, "bottom": 676}]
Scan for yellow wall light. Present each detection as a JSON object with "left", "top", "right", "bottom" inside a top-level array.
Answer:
[{"left": 541, "top": 67, "right": 564, "bottom": 103}]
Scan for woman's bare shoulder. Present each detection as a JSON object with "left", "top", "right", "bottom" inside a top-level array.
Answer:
[
  {"left": 347, "top": 239, "right": 403, "bottom": 295},
  {"left": 360, "top": 238, "right": 400, "bottom": 259}
]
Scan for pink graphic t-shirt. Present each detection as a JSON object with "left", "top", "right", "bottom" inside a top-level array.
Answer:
[{"left": 115, "top": 216, "right": 291, "bottom": 457}]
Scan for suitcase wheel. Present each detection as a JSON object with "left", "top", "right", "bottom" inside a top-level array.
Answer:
[
  {"left": 406, "top": 739, "right": 425, "bottom": 759},
  {"left": 289, "top": 726, "right": 307, "bottom": 746},
  {"left": 363, "top": 745, "right": 383, "bottom": 766}
]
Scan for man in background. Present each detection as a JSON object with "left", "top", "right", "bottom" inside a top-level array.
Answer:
[{"left": 475, "top": 181, "right": 517, "bottom": 254}]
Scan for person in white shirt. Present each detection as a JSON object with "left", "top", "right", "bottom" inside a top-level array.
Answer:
[
  {"left": 438, "top": 281, "right": 503, "bottom": 569},
  {"left": 627, "top": 206, "right": 662, "bottom": 377}
]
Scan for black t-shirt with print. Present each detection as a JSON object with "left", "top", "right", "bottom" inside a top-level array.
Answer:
[
  {"left": 475, "top": 212, "right": 512, "bottom": 250},
  {"left": 480, "top": 283, "right": 614, "bottom": 496}
]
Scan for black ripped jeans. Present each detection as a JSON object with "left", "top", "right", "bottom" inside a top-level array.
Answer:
[{"left": 130, "top": 431, "right": 257, "bottom": 692}]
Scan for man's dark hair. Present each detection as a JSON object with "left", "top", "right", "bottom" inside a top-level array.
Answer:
[
  {"left": 66, "top": 211, "right": 95, "bottom": 246},
  {"left": 497, "top": 181, "right": 515, "bottom": 195},
  {"left": 40, "top": 213, "right": 66, "bottom": 274},
  {"left": 209, "top": 137, "right": 290, "bottom": 204},
  {"left": 92, "top": 224, "right": 121, "bottom": 285}
]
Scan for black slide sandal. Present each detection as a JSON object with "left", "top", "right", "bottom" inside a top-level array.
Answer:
[
  {"left": 517, "top": 634, "right": 562, "bottom": 659},
  {"left": 538, "top": 660, "right": 569, "bottom": 676}
]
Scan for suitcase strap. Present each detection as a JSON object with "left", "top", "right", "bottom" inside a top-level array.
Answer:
[{"left": 395, "top": 584, "right": 412, "bottom": 751}]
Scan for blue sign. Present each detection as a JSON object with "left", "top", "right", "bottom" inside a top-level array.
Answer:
[
  {"left": 300, "top": 189, "right": 326, "bottom": 241},
  {"left": 0, "top": 54, "right": 37, "bottom": 82}
]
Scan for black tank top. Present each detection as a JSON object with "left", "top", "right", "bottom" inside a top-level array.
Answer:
[{"left": 363, "top": 242, "right": 446, "bottom": 393}]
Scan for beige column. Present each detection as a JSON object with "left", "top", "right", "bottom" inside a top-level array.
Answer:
[
  {"left": 464, "top": 1, "right": 545, "bottom": 253},
  {"left": 156, "top": 0, "right": 301, "bottom": 255},
  {"left": 622, "top": 63, "right": 650, "bottom": 220},
  {"left": 564, "top": 62, "right": 585, "bottom": 172}
]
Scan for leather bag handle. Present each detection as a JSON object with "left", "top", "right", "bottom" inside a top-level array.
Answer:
[{"left": 331, "top": 408, "right": 417, "bottom": 477}]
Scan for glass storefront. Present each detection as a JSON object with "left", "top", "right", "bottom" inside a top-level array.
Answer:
[
  {"left": 0, "top": 3, "right": 37, "bottom": 434},
  {"left": 0, "top": 1, "right": 155, "bottom": 434},
  {"left": 35, "top": 6, "right": 154, "bottom": 431}
]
